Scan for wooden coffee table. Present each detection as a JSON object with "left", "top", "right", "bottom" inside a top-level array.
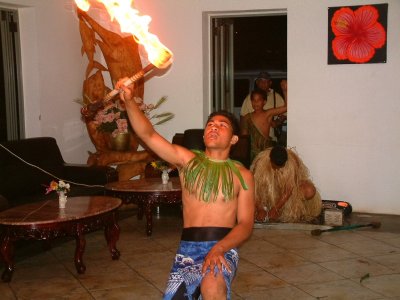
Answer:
[
  {"left": 0, "top": 196, "right": 122, "bottom": 282},
  {"left": 105, "top": 177, "right": 182, "bottom": 236}
]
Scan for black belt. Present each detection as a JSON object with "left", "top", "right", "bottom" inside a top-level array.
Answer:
[{"left": 181, "top": 227, "right": 232, "bottom": 241}]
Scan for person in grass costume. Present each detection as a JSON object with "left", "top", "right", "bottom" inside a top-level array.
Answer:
[
  {"left": 116, "top": 79, "right": 254, "bottom": 300},
  {"left": 252, "top": 146, "right": 322, "bottom": 223}
]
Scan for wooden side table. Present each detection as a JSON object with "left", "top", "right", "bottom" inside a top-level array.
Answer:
[
  {"left": 0, "top": 196, "right": 122, "bottom": 282},
  {"left": 105, "top": 177, "right": 182, "bottom": 236}
]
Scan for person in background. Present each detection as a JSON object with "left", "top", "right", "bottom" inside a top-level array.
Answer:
[
  {"left": 116, "top": 78, "right": 255, "bottom": 300},
  {"left": 240, "top": 71, "right": 286, "bottom": 143},
  {"left": 251, "top": 145, "right": 322, "bottom": 223},
  {"left": 240, "top": 89, "right": 287, "bottom": 163}
]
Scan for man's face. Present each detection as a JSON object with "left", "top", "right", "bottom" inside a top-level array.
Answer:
[
  {"left": 204, "top": 115, "right": 236, "bottom": 149},
  {"left": 256, "top": 78, "right": 271, "bottom": 92}
]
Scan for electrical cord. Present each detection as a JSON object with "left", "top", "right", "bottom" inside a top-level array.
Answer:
[{"left": 0, "top": 143, "right": 104, "bottom": 188}]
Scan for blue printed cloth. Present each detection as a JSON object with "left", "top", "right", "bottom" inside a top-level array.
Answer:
[{"left": 163, "top": 240, "right": 239, "bottom": 300}]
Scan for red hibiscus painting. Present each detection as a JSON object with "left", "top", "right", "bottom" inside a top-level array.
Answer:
[{"left": 328, "top": 4, "right": 387, "bottom": 64}]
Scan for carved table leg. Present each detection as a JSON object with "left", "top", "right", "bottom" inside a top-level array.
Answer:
[
  {"left": 0, "top": 233, "right": 14, "bottom": 282},
  {"left": 74, "top": 224, "right": 86, "bottom": 274},
  {"left": 144, "top": 201, "right": 154, "bottom": 236},
  {"left": 105, "top": 212, "right": 120, "bottom": 260}
]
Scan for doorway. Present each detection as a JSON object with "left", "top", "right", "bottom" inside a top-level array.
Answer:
[
  {"left": 205, "top": 11, "right": 287, "bottom": 148},
  {"left": 210, "top": 13, "right": 287, "bottom": 118},
  {"left": 233, "top": 15, "right": 287, "bottom": 115}
]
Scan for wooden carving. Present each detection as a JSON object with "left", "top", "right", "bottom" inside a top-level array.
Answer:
[{"left": 78, "top": 8, "right": 152, "bottom": 179}]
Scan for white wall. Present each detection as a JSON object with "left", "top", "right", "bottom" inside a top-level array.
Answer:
[
  {"left": 3, "top": 0, "right": 93, "bottom": 162},
  {"left": 3, "top": 0, "right": 399, "bottom": 215}
]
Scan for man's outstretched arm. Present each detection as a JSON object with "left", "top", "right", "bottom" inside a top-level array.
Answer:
[{"left": 116, "top": 79, "right": 190, "bottom": 167}]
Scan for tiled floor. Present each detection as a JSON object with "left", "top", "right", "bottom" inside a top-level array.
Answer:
[{"left": 1, "top": 205, "right": 400, "bottom": 299}]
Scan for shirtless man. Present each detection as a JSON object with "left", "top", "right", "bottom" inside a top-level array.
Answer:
[
  {"left": 116, "top": 79, "right": 255, "bottom": 300},
  {"left": 240, "top": 89, "right": 287, "bottom": 162}
]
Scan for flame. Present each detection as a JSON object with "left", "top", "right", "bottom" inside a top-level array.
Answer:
[
  {"left": 75, "top": 0, "right": 173, "bottom": 69},
  {"left": 75, "top": 0, "right": 90, "bottom": 11}
]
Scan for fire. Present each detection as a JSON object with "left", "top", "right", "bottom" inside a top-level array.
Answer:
[
  {"left": 75, "top": 0, "right": 90, "bottom": 11},
  {"left": 75, "top": 0, "right": 173, "bottom": 69}
]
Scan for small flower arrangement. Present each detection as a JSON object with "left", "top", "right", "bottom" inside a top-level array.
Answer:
[
  {"left": 151, "top": 160, "right": 175, "bottom": 173},
  {"left": 45, "top": 180, "right": 71, "bottom": 195},
  {"left": 84, "top": 96, "right": 174, "bottom": 138},
  {"left": 94, "top": 100, "right": 129, "bottom": 138}
]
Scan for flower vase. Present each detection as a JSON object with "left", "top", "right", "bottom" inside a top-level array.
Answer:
[
  {"left": 58, "top": 191, "right": 68, "bottom": 209},
  {"left": 108, "top": 133, "right": 131, "bottom": 151},
  {"left": 161, "top": 170, "right": 169, "bottom": 184}
]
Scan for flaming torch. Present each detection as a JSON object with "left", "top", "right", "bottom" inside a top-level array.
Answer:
[{"left": 75, "top": 0, "right": 173, "bottom": 118}]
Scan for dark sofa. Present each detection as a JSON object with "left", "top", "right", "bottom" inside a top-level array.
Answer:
[{"left": 0, "top": 137, "right": 118, "bottom": 210}]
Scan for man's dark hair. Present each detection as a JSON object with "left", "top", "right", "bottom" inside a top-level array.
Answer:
[
  {"left": 270, "top": 145, "right": 288, "bottom": 167},
  {"left": 251, "top": 88, "right": 268, "bottom": 101},
  {"left": 207, "top": 110, "right": 240, "bottom": 136}
]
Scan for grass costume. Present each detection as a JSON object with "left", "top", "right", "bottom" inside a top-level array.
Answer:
[
  {"left": 251, "top": 147, "right": 322, "bottom": 223},
  {"left": 182, "top": 150, "right": 248, "bottom": 203}
]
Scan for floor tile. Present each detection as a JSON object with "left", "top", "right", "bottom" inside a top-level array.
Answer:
[
  {"left": 238, "top": 238, "right": 285, "bottom": 256},
  {"left": 232, "top": 269, "right": 288, "bottom": 294},
  {"left": 11, "top": 263, "right": 72, "bottom": 281},
  {"left": 235, "top": 258, "right": 266, "bottom": 272},
  {"left": 239, "top": 285, "right": 316, "bottom": 300},
  {"left": 268, "top": 263, "right": 344, "bottom": 285},
  {"left": 315, "top": 230, "right": 372, "bottom": 245},
  {"left": 337, "top": 239, "right": 400, "bottom": 256},
  {"left": 290, "top": 243, "right": 358, "bottom": 263},
  {"left": 356, "top": 274, "right": 400, "bottom": 297},
  {"left": 320, "top": 257, "right": 395, "bottom": 279},
  {"left": 0, "top": 284, "right": 16, "bottom": 300},
  {"left": 79, "top": 270, "right": 146, "bottom": 291},
  {"left": 243, "top": 251, "right": 309, "bottom": 269},
  {"left": 297, "top": 278, "right": 383, "bottom": 299},
  {"left": 267, "top": 234, "right": 332, "bottom": 250},
  {"left": 369, "top": 253, "right": 400, "bottom": 272},
  {"left": 90, "top": 282, "right": 163, "bottom": 299},
  {"left": 9, "top": 276, "right": 87, "bottom": 299}
]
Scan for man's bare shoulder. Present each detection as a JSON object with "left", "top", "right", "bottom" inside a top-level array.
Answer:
[
  {"left": 234, "top": 162, "right": 254, "bottom": 185},
  {"left": 170, "top": 143, "right": 196, "bottom": 168}
]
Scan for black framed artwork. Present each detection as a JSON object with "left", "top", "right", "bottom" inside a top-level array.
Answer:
[{"left": 328, "top": 4, "right": 388, "bottom": 65}]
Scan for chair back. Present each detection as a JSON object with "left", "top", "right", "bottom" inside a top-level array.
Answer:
[{"left": 183, "top": 129, "right": 205, "bottom": 151}]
